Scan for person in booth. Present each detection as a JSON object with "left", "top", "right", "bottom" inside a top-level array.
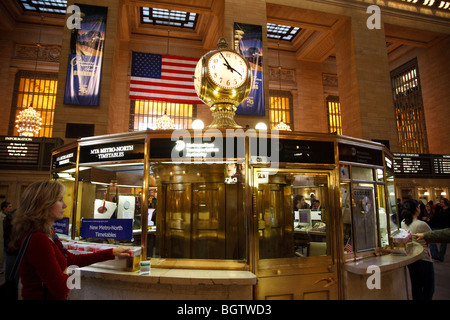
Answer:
[
  {"left": 294, "top": 195, "right": 310, "bottom": 210},
  {"left": 9, "top": 180, "right": 131, "bottom": 300},
  {"left": 311, "top": 199, "right": 322, "bottom": 211}
]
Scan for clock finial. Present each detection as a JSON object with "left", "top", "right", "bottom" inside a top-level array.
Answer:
[
  {"left": 217, "top": 38, "right": 228, "bottom": 50},
  {"left": 193, "top": 38, "right": 252, "bottom": 129}
]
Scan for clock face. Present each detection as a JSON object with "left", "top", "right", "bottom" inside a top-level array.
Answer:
[
  {"left": 194, "top": 59, "right": 202, "bottom": 96},
  {"left": 194, "top": 59, "right": 203, "bottom": 95},
  {"left": 207, "top": 51, "right": 248, "bottom": 89}
]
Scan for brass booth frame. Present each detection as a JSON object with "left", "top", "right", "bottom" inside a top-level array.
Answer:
[{"left": 51, "top": 129, "right": 397, "bottom": 300}]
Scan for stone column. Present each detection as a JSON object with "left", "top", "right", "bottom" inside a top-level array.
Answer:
[
  {"left": 418, "top": 36, "right": 450, "bottom": 154},
  {"left": 333, "top": 12, "right": 399, "bottom": 151}
]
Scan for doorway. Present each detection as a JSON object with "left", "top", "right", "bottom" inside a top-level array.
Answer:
[{"left": 253, "top": 168, "right": 339, "bottom": 300}]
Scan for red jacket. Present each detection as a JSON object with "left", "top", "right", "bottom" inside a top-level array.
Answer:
[{"left": 19, "top": 232, "right": 114, "bottom": 300}]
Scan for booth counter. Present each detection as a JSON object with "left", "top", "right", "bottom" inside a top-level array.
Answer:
[
  {"left": 51, "top": 129, "right": 413, "bottom": 300},
  {"left": 69, "top": 266, "right": 256, "bottom": 300}
]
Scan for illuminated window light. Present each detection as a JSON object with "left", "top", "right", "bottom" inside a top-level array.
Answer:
[
  {"left": 267, "top": 23, "right": 301, "bottom": 42},
  {"left": 401, "top": 0, "right": 450, "bottom": 9},
  {"left": 141, "top": 7, "right": 198, "bottom": 29},
  {"left": 18, "top": 0, "right": 67, "bottom": 14}
]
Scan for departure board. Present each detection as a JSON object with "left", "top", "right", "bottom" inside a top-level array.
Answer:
[
  {"left": 0, "top": 136, "right": 63, "bottom": 171},
  {"left": 433, "top": 155, "right": 450, "bottom": 175},
  {"left": 393, "top": 153, "right": 450, "bottom": 178},
  {"left": 0, "top": 136, "right": 40, "bottom": 165}
]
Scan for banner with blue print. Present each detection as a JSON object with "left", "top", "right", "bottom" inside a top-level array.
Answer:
[
  {"left": 81, "top": 219, "right": 133, "bottom": 240},
  {"left": 53, "top": 217, "right": 70, "bottom": 235},
  {"left": 64, "top": 54, "right": 103, "bottom": 105},
  {"left": 64, "top": 4, "right": 107, "bottom": 106},
  {"left": 234, "top": 23, "right": 265, "bottom": 116}
]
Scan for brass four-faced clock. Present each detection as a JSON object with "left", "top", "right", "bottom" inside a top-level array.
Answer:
[{"left": 194, "top": 38, "right": 252, "bottom": 128}]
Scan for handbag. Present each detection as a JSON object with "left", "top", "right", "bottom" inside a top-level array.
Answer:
[{"left": 0, "top": 233, "right": 32, "bottom": 300}]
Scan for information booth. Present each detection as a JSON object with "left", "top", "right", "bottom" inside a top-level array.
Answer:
[{"left": 51, "top": 129, "right": 422, "bottom": 300}]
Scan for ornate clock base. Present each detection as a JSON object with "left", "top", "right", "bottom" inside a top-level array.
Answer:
[{"left": 207, "top": 103, "right": 242, "bottom": 129}]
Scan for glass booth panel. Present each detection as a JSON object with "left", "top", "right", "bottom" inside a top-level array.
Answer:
[
  {"left": 341, "top": 183, "right": 353, "bottom": 254},
  {"left": 386, "top": 170, "right": 397, "bottom": 228},
  {"left": 152, "top": 163, "right": 246, "bottom": 260},
  {"left": 351, "top": 166, "right": 374, "bottom": 181},
  {"left": 352, "top": 183, "right": 377, "bottom": 252},
  {"left": 377, "top": 184, "right": 389, "bottom": 247},
  {"left": 74, "top": 164, "right": 144, "bottom": 246},
  {"left": 256, "top": 171, "right": 330, "bottom": 259}
]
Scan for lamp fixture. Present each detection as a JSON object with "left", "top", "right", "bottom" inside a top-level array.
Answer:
[
  {"left": 15, "top": 107, "right": 43, "bottom": 136},
  {"left": 273, "top": 27, "right": 292, "bottom": 132},
  {"left": 155, "top": 10, "right": 175, "bottom": 130},
  {"left": 15, "top": 15, "right": 44, "bottom": 137},
  {"left": 273, "top": 121, "right": 292, "bottom": 131},
  {"left": 155, "top": 113, "right": 175, "bottom": 130},
  {"left": 401, "top": 0, "right": 450, "bottom": 11},
  {"left": 255, "top": 122, "right": 267, "bottom": 130},
  {"left": 192, "top": 119, "right": 204, "bottom": 129}
]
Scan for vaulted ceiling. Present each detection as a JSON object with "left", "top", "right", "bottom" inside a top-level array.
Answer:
[{"left": 0, "top": 0, "right": 447, "bottom": 64}]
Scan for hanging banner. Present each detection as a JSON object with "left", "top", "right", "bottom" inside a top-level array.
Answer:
[
  {"left": 234, "top": 23, "right": 265, "bottom": 116},
  {"left": 64, "top": 4, "right": 108, "bottom": 106}
]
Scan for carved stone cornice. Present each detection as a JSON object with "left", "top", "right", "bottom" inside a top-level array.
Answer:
[
  {"left": 13, "top": 43, "right": 61, "bottom": 63},
  {"left": 322, "top": 73, "right": 338, "bottom": 88},
  {"left": 268, "top": 66, "right": 296, "bottom": 83}
]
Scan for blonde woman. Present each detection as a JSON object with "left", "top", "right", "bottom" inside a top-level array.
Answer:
[{"left": 10, "top": 180, "right": 130, "bottom": 300}]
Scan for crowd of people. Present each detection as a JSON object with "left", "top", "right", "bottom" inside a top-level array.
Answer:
[
  {"left": 396, "top": 197, "right": 450, "bottom": 300},
  {"left": 397, "top": 197, "right": 450, "bottom": 262},
  {"left": 2, "top": 185, "right": 449, "bottom": 300}
]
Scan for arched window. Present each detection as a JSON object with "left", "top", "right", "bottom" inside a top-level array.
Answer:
[
  {"left": 326, "top": 95, "right": 342, "bottom": 135},
  {"left": 269, "top": 90, "right": 293, "bottom": 130},
  {"left": 391, "top": 58, "right": 428, "bottom": 154},
  {"left": 129, "top": 99, "right": 196, "bottom": 131},
  {"left": 9, "top": 71, "right": 57, "bottom": 138}
]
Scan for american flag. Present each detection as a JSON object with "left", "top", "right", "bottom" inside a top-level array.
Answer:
[
  {"left": 345, "top": 238, "right": 353, "bottom": 253},
  {"left": 129, "top": 52, "right": 202, "bottom": 104}
]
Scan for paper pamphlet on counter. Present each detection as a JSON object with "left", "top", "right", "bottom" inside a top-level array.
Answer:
[
  {"left": 148, "top": 208, "right": 155, "bottom": 226},
  {"left": 64, "top": 240, "right": 141, "bottom": 257},
  {"left": 118, "top": 195, "right": 135, "bottom": 219},
  {"left": 311, "top": 210, "right": 322, "bottom": 221},
  {"left": 94, "top": 199, "right": 116, "bottom": 219}
]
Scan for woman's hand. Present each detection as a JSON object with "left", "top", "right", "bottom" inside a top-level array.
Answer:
[
  {"left": 413, "top": 233, "right": 425, "bottom": 241},
  {"left": 112, "top": 246, "right": 132, "bottom": 257}
]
